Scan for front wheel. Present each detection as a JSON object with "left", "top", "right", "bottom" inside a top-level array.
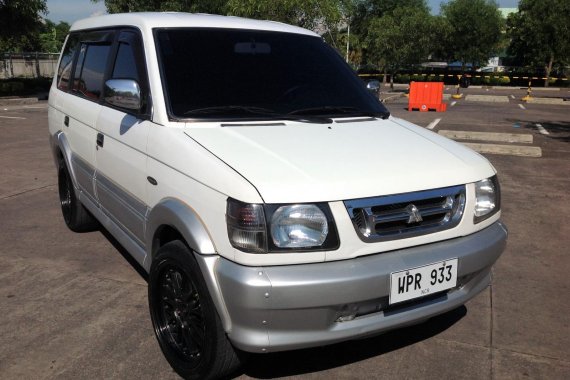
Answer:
[{"left": 149, "top": 241, "right": 241, "bottom": 380}]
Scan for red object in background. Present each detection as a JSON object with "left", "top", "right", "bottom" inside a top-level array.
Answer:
[{"left": 408, "top": 82, "right": 447, "bottom": 112}]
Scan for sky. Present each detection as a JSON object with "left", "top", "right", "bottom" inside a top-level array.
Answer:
[{"left": 46, "top": 0, "right": 522, "bottom": 24}]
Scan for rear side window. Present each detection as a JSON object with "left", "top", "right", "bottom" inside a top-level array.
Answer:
[{"left": 57, "top": 34, "right": 80, "bottom": 91}]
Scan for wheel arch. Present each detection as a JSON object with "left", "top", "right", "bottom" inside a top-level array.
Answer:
[
  {"left": 145, "top": 197, "right": 217, "bottom": 269},
  {"left": 51, "top": 131, "right": 79, "bottom": 189},
  {"left": 145, "top": 198, "right": 232, "bottom": 332}
]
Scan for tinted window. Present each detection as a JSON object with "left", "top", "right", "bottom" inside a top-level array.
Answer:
[
  {"left": 57, "top": 34, "right": 80, "bottom": 91},
  {"left": 112, "top": 32, "right": 139, "bottom": 82},
  {"left": 155, "top": 29, "right": 389, "bottom": 120},
  {"left": 73, "top": 43, "right": 111, "bottom": 101}
]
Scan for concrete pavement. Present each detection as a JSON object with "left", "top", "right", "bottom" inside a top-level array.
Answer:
[{"left": 1, "top": 99, "right": 569, "bottom": 379}]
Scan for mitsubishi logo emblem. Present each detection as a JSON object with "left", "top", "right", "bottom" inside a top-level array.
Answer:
[{"left": 405, "top": 204, "right": 423, "bottom": 224}]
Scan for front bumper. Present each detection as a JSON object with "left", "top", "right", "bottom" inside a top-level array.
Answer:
[{"left": 200, "top": 221, "right": 507, "bottom": 353}]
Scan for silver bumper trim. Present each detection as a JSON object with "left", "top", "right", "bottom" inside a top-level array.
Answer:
[{"left": 197, "top": 221, "right": 507, "bottom": 353}]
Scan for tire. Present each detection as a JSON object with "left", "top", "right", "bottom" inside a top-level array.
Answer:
[
  {"left": 57, "top": 159, "right": 98, "bottom": 232},
  {"left": 149, "top": 241, "right": 242, "bottom": 380}
]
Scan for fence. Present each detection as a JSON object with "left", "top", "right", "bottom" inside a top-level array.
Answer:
[{"left": 1, "top": 53, "right": 59, "bottom": 80}]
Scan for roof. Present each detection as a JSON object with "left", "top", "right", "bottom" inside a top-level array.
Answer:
[{"left": 70, "top": 12, "right": 318, "bottom": 37}]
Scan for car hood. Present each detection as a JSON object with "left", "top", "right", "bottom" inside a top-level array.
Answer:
[{"left": 184, "top": 117, "right": 495, "bottom": 203}]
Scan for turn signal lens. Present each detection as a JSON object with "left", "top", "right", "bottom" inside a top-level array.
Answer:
[
  {"left": 474, "top": 176, "right": 501, "bottom": 223},
  {"left": 226, "top": 199, "right": 267, "bottom": 253}
]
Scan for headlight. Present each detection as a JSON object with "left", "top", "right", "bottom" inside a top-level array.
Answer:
[
  {"left": 270, "top": 204, "right": 328, "bottom": 248},
  {"left": 474, "top": 175, "right": 501, "bottom": 223},
  {"left": 226, "top": 199, "right": 339, "bottom": 253}
]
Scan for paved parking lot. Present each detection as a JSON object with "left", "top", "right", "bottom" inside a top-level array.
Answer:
[{"left": 1, "top": 92, "right": 569, "bottom": 379}]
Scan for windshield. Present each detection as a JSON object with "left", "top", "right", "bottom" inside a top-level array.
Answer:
[{"left": 154, "top": 28, "right": 390, "bottom": 121}]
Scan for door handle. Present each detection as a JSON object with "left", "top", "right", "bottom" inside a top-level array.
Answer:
[
  {"left": 96, "top": 133, "right": 104, "bottom": 148},
  {"left": 64, "top": 115, "right": 69, "bottom": 127}
]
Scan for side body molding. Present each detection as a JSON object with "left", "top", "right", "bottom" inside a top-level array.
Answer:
[{"left": 145, "top": 197, "right": 217, "bottom": 270}]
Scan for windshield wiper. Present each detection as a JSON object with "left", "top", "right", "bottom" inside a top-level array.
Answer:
[
  {"left": 288, "top": 106, "right": 390, "bottom": 119},
  {"left": 183, "top": 105, "right": 333, "bottom": 124}
]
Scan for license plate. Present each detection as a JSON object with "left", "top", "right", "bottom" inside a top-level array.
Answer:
[{"left": 389, "top": 258, "right": 458, "bottom": 305}]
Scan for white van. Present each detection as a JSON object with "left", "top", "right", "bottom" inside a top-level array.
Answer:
[{"left": 48, "top": 13, "right": 507, "bottom": 379}]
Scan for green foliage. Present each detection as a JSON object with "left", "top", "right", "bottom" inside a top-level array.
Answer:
[
  {"left": 95, "top": 0, "right": 226, "bottom": 14},
  {"left": 365, "top": 6, "right": 435, "bottom": 74},
  {"left": 440, "top": 0, "right": 503, "bottom": 69},
  {"left": 0, "top": 0, "right": 48, "bottom": 51},
  {"left": 39, "top": 20, "right": 70, "bottom": 52},
  {"left": 506, "top": 0, "right": 570, "bottom": 85},
  {"left": 95, "top": 0, "right": 344, "bottom": 31},
  {"left": 226, "top": 0, "right": 343, "bottom": 31}
]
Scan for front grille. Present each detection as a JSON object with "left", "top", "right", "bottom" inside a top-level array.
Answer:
[{"left": 344, "top": 185, "right": 465, "bottom": 242}]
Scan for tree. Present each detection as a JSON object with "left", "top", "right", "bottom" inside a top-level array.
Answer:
[
  {"left": 226, "top": 0, "right": 344, "bottom": 32},
  {"left": 439, "top": 0, "right": 503, "bottom": 71},
  {"left": 507, "top": 0, "right": 570, "bottom": 86},
  {"left": 94, "top": 0, "right": 344, "bottom": 33},
  {"left": 350, "top": 0, "right": 428, "bottom": 65},
  {"left": 365, "top": 6, "right": 435, "bottom": 89},
  {"left": 94, "top": 0, "right": 226, "bottom": 14},
  {"left": 0, "top": 0, "right": 47, "bottom": 51},
  {"left": 39, "top": 20, "right": 70, "bottom": 53}
]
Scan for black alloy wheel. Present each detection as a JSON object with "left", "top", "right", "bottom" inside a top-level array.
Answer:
[
  {"left": 155, "top": 264, "right": 206, "bottom": 365},
  {"left": 57, "top": 159, "right": 98, "bottom": 232},
  {"left": 149, "top": 241, "right": 241, "bottom": 380},
  {"left": 58, "top": 161, "right": 73, "bottom": 225}
]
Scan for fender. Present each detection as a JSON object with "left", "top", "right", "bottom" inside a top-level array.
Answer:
[
  {"left": 145, "top": 198, "right": 233, "bottom": 331},
  {"left": 145, "top": 197, "right": 216, "bottom": 268}
]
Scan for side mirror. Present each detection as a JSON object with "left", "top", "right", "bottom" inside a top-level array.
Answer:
[
  {"left": 366, "top": 80, "right": 380, "bottom": 93},
  {"left": 104, "top": 79, "right": 142, "bottom": 111}
]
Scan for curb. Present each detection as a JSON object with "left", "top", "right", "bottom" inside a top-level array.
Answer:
[
  {"left": 526, "top": 97, "right": 570, "bottom": 105},
  {"left": 0, "top": 97, "right": 39, "bottom": 106}
]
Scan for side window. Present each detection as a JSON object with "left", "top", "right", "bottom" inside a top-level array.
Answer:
[
  {"left": 108, "top": 30, "right": 150, "bottom": 115},
  {"left": 57, "top": 34, "right": 80, "bottom": 91},
  {"left": 72, "top": 43, "right": 111, "bottom": 101},
  {"left": 112, "top": 32, "right": 140, "bottom": 82}
]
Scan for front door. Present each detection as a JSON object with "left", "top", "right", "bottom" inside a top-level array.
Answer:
[{"left": 95, "top": 30, "right": 152, "bottom": 265}]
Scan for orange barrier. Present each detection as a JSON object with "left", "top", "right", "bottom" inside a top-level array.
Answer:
[{"left": 408, "top": 82, "right": 447, "bottom": 112}]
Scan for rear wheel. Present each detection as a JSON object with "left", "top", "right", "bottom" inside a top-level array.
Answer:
[
  {"left": 57, "top": 159, "right": 98, "bottom": 232},
  {"left": 149, "top": 241, "right": 241, "bottom": 380}
]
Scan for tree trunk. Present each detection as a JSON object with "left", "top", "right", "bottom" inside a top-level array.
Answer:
[
  {"left": 544, "top": 53, "right": 554, "bottom": 87},
  {"left": 390, "top": 72, "right": 394, "bottom": 91},
  {"left": 382, "top": 68, "right": 387, "bottom": 87}
]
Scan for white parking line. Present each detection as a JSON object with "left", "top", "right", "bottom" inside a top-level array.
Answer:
[
  {"left": 536, "top": 123, "right": 550, "bottom": 135},
  {"left": 426, "top": 118, "right": 442, "bottom": 130},
  {"left": 439, "top": 130, "right": 533, "bottom": 143},
  {"left": 510, "top": 95, "right": 515, "bottom": 99},
  {"left": 462, "top": 143, "right": 542, "bottom": 157},
  {"left": 0, "top": 115, "right": 26, "bottom": 119},
  {"left": 450, "top": 101, "right": 457, "bottom": 107},
  {"left": 518, "top": 104, "right": 526, "bottom": 110}
]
